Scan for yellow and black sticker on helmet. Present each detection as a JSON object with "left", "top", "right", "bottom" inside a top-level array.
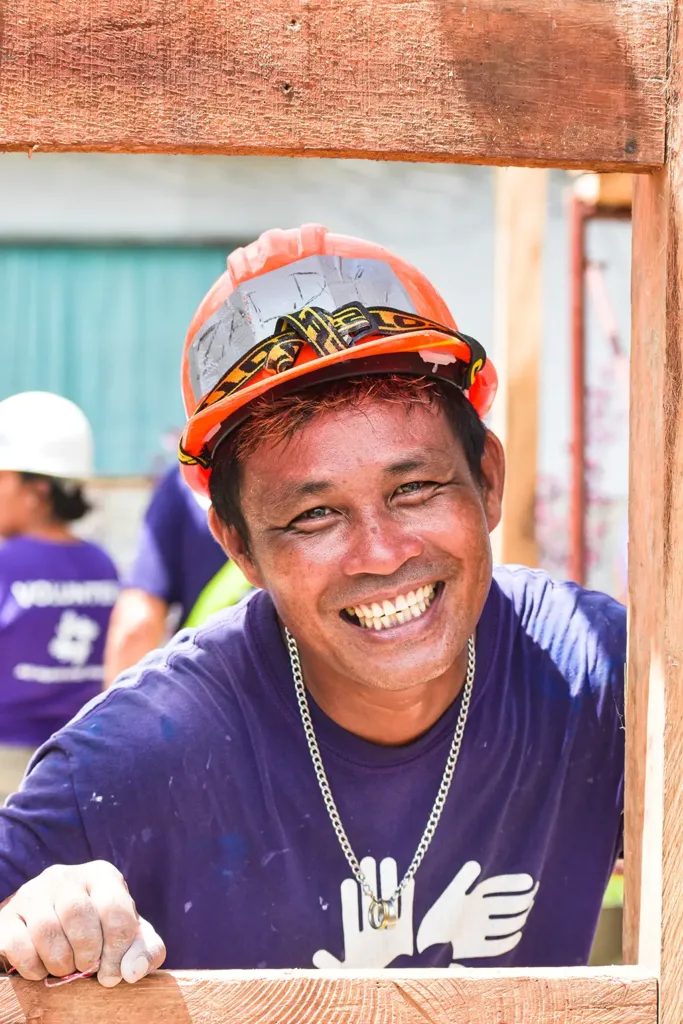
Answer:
[{"left": 181, "top": 303, "right": 487, "bottom": 466}]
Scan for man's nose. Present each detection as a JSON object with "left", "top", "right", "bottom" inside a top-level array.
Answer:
[{"left": 340, "top": 511, "right": 423, "bottom": 577}]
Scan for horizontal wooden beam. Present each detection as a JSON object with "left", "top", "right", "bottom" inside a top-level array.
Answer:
[
  {"left": 0, "top": 967, "right": 657, "bottom": 1024},
  {"left": 0, "top": 0, "right": 666, "bottom": 169}
]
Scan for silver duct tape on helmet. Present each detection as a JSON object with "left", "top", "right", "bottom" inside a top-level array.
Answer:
[{"left": 187, "top": 255, "right": 416, "bottom": 405}]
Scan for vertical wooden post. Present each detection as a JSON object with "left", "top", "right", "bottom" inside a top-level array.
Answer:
[
  {"left": 626, "top": 9, "right": 683, "bottom": 1024},
  {"left": 493, "top": 167, "right": 548, "bottom": 567},
  {"left": 624, "top": 172, "right": 665, "bottom": 973}
]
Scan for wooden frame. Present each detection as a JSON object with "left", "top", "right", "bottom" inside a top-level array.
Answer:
[
  {"left": 0, "top": 0, "right": 675, "bottom": 1019},
  {"left": 0, "top": 967, "right": 659, "bottom": 1024},
  {"left": 0, "top": 0, "right": 667, "bottom": 168}
]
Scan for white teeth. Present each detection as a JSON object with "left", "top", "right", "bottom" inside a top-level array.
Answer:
[{"left": 348, "top": 584, "right": 440, "bottom": 632}]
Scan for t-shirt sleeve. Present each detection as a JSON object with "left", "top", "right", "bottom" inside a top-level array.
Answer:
[
  {"left": 0, "top": 747, "right": 92, "bottom": 903},
  {"left": 496, "top": 568, "right": 626, "bottom": 864},
  {"left": 100, "top": 548, "right": 121, "bottom": 584},
  {"left": 0, "top": 560, "right": 14, "bottom": 634},
  {"left": 556, "top": 582, "right": 626, "bottom": 863},
  {"left": 123, "top": 469, "right": 184, "bottom": 605}
]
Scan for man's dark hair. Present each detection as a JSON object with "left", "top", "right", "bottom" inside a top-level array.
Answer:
[{"left": 209, "top": 375, "right": 488, "bottom": 548}]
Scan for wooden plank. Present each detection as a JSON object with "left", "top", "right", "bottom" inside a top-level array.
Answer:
[
  {"left": 623, "top": 172, "right": 666, "bottom": 969},
  {"left": 572, "top": 173, "right": 633, "bottom": 209},
  {"left": 626, "top": 9, "right": 683, "bottom": 1022},
  {"left": 493, "top": 167, "right": 547, "bottom": 566},
  {"left": 0, "top": 967, "right": 658, "bottom": 1024},
  {"left": 0, "top": 0, "right": 666, "bottom": 169}
]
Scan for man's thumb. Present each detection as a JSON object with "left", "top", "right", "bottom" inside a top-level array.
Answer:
[
  {"left": 120, "top": 917, "right": 166, "bottom": 984},
  {"left": 415, "top": 861, "right": 483, "bottom": 953},
  {"left": 452, "top": 860, "right": 483, "bottom": 894}
]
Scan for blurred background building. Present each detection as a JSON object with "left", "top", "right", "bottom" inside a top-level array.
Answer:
[{"left": 0, "top": 155, "right": 630, "bottom": 593}]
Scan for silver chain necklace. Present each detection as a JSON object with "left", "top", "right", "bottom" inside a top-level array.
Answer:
[{"left": 286, "top": 628, "right": 475, "bottom": 931}]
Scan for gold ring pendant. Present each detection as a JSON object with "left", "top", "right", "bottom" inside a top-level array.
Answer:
[{"left": 368, "top": 897, "right": 398, "bottom": 930}]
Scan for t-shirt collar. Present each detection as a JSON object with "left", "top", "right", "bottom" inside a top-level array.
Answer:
[{"left": 249, "top": 581, "right": 500, "bottom": 770}]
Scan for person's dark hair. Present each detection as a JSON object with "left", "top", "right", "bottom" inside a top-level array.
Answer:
[
  {"left": 209, "top": 374, "right": 488, "bottom": 550},
  {"left": 21, "top": 473, "right": 91, "bottom": 523}
]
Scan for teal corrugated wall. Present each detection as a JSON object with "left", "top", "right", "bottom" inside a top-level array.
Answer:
[{"left": 0, "top": 245, "right": 229, "bottom": 474}]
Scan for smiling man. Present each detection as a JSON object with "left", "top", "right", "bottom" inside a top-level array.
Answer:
[{"left": 0, "top": 225, "right": 625, "bottom": 986}]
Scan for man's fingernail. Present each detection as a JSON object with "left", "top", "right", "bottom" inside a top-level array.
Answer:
[
  {"left": 98, "top": 973, "right": 122, "bottom": 988},
  {"left": 131, "top": 955, "right": 149, "bottom": 981}
]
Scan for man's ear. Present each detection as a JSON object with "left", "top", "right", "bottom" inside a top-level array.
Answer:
[
  {"left": 208, "top": 506, "right": 265, "bottom": 590},
  {"left": 479, "top": 430, "right": 506, "bottom": 533}
]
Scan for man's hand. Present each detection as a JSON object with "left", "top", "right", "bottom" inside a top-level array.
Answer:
[{"left": 0, "top": 861, "right": 166, "bottom": 986}]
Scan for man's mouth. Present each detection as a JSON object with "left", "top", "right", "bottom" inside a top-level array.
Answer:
[{"left": 341, "top": 582, "right": 444, "bottom": 631}]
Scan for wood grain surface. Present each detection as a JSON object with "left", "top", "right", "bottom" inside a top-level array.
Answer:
[
  {"left": 0, "top": 0, "right": 666, "bottom": 168},
  {"left": 0, "top": 967, "right": 658, "bottom": 1024},
  {"left": 623, "top": 171, "right": 666, "bottom": 969},
  {"left": 625, "top": 1, "right": 683, "bottom": 1016}
]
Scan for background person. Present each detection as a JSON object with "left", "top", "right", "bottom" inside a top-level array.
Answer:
[
  {"left": 0, "top": 392, "right": 118, "bottom": 802},
  {"left": 103, "top": 464, "right": 250, "bottom": 685}
]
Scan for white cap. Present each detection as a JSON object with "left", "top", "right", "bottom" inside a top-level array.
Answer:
[{"left": 0, "top": 392, "right": 94, "bottom": 480}]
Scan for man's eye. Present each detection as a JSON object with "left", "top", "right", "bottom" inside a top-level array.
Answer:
[
  {"left": 396, "top": 481, "right": 430, "bottom": 495},
  {"left": 297, "top": 506, "right": 331, "bottom": 521}
]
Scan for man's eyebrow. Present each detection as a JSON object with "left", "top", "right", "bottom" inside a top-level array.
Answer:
[
  {"left": 270, "top": 450, "right": 449, "bottom": 509},
  {"left": 384, "top": 459, "right": 428, "bottom": 476},
  {"left": 271, "top": 479, "right": 333, "bottom": 508},
  {"left": 384, "top": 453, "right": 445, "bottom": 476}
]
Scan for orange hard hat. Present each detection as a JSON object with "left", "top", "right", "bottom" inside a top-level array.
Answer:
[{"left": 179, "top": 224, "right": 497, "bottom": 497}]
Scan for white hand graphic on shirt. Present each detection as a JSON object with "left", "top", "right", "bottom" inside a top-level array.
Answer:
[
  {"left": 416, "top": 860, "right": 539, "bottom": 961},
  {"left": 48, "top": 610, "right": 100, "bottom": 667},
  {"left": 313, "top": 857, "right": 415, "bottom": 969}
]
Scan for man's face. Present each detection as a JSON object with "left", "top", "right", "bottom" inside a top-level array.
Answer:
[{"left": 214, "top": 397, "right": 504, "bottom": 692}]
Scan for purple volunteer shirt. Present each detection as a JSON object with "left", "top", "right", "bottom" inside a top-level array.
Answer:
[
  {"left": 0, "top": 566, "right": 625, "bottom": 969},
  {"left": 0, "top": 536, "right": 119, "bottom": 747},
  {"left": 125, "top": 466, "right": 226, "bottom": 623}
]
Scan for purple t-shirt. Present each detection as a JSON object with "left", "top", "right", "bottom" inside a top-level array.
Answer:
[
  {"left": 125, "top": 466, "right": 226, "bottom": 623},
  {"left": 0, "top": 536, "right": 119, "bottom": 747},
  {"left": 0, "top": 567, "right": 625, "bottom": 969}
]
